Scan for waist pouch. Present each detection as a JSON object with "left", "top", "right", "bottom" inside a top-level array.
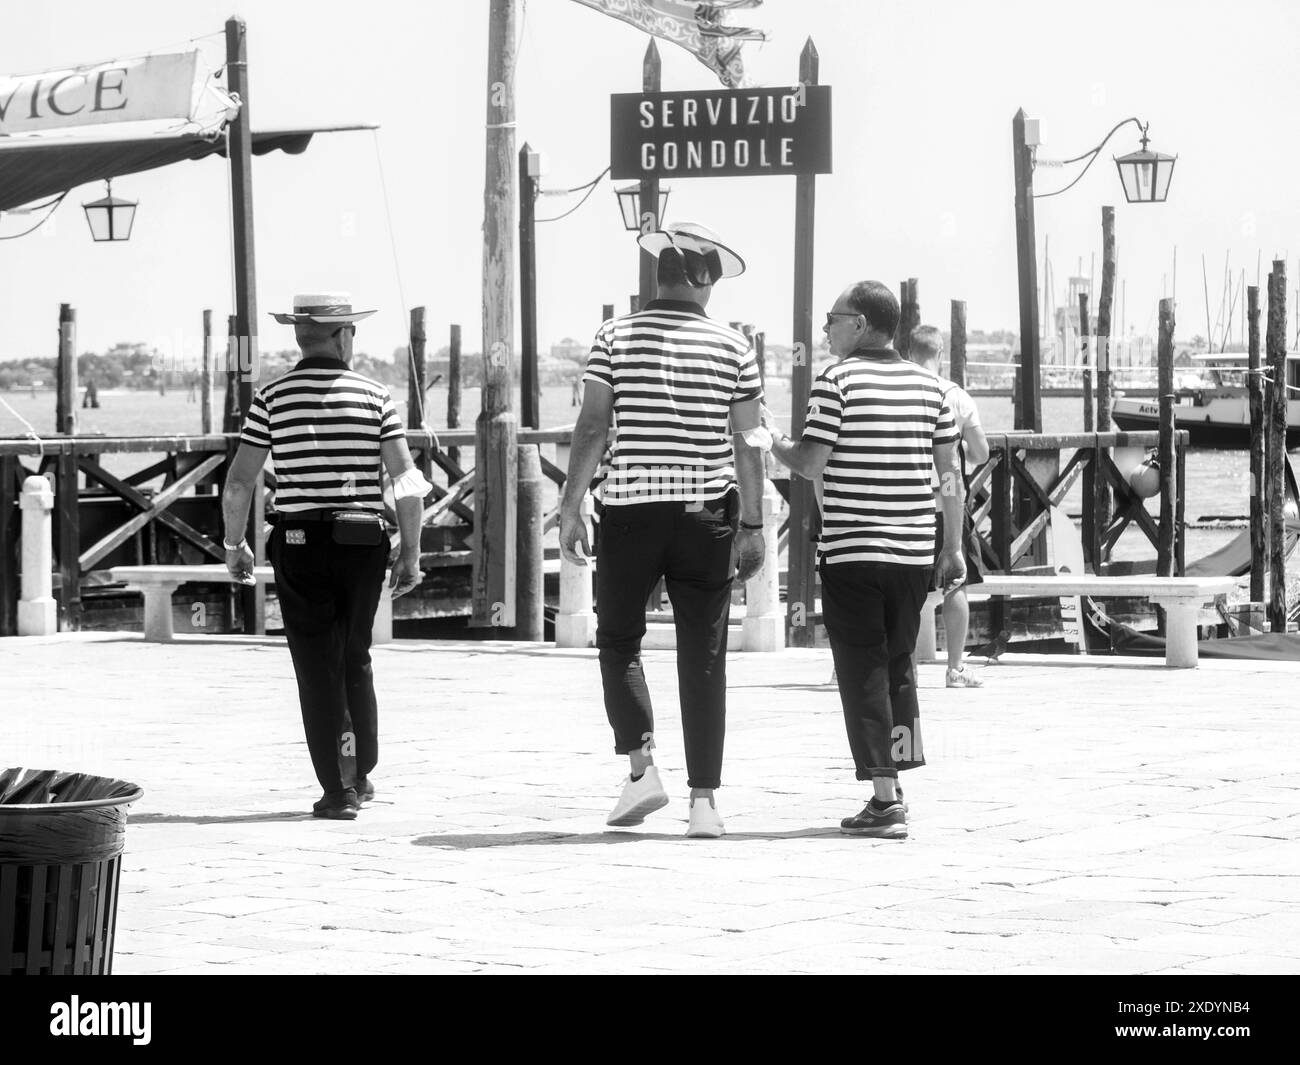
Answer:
[{"left": 331, "top": 510, "right": 386, "bottom": 546}]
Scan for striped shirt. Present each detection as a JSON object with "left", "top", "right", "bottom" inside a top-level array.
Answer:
[
  {"left": 239, "top": 356, "right": 404, "bottom": 514},
  {"left": 802, "top": 349, "right": 958, "bottom": 565},
  {"left": 582, "top": 299, "right": 762, "bottom": 505}
]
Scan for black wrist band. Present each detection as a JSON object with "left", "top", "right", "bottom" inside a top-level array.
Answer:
[{"left": 740, "top": 521, "right": 763, "bottom": 531}]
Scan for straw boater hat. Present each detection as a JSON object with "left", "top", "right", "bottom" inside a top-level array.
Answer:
[
  {"left": 637, "top": 221, "right": 746, "bottom": 281},
  {"left": 270, "top": 293, "right": 377, "bottom": 325}
]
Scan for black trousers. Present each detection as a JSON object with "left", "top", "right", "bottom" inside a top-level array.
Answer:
[
  {"left": 270, "top": 521, "right": 388, "bottom": 793},
  {"left": 595, "top": 495, "right": 736, "bottom": 789},
  {"left": 820, "top": 560, "right": 930, "bottom": 780}
]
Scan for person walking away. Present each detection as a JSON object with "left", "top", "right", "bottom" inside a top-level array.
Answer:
[
  {"left": 907, "top": 325, "right": 989, "bottom": 687},
  {"left": 559, "top": 223, "right": 766, "bottom": 839},
  {"left": 762, "top": 281, "right": 964, "bottom": 839},
  {"left": 222, "top": 293, "right": 430, "bottom": 820}
]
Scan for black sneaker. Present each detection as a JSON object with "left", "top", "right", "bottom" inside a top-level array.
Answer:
[
  {"left": 355, "top": 777, "right": 375, "bottom": 804},
  {"left": 840, "top": 797, "right": 907, "bottom": 838},
  {"left": 312, "top": 788, "right": 360, "bottom": 820}
]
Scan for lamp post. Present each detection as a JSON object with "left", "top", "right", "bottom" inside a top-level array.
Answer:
[
  {"left": 614, "top": 182, "right": 671, "bottom": 312},
  {"left": 1012, "top": 111, "right": 1176, "bottom": 431},
  {"left": 81, "top": 180, "right": 137, "bottom": 242}
]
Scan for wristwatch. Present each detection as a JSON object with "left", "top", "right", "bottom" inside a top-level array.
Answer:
[{"left": 223, "top": 537, "right": 248, "bottom": 551}]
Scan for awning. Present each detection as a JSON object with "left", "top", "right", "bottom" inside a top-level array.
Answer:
[{"left": 0, "top": 124, "right": 377, "bottom": 213}]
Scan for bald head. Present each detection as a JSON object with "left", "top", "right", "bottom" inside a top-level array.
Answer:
[{"left": 908, "top": 325, "right": 943, "bottom": 370}]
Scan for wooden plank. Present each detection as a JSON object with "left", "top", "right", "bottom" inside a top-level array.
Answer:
[{"left": 78, "top": 454, "right": 223, "bottom": 572}]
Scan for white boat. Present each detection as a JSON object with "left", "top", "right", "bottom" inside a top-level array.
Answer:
[{"left": 1111, "top": 352, "right": 1300, "bottom": 448}]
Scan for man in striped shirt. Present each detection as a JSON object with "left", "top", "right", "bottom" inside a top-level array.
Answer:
[
  {"left": 559, "top": 222, "right": 766, "bottom": 839},
  {"left": 222, "top": 294, "right": 429, "bottom": 820},
  {"left": 765, "top": 281, "right": 965, "bottom": 839}
]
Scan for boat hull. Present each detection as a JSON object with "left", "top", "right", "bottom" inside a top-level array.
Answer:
[{"left": 1110, "top": 406, "right": 1300, "bottom": 448}]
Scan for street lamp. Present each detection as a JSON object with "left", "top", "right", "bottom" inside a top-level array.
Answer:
[
  {"left": 614, "top": 183, "right": 671, "bottom": 232},
  {"left": 1012, "top": 112, "right": 1175, "bottom": 431},
  {"left": 81, "top": 179, "right": 137, "bottom": 242}
]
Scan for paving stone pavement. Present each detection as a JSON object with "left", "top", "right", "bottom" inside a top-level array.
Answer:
[{"left": 4, "top": 633, "right": 1298, "bottom": 974}]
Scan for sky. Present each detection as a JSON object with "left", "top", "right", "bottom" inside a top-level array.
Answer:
[{"left": 4, "top": 0, "right": 1300, "bottom": 366}]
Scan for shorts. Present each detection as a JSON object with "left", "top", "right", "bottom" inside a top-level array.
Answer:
[{"left": 932, "top": 509, "right": 983, "bottom": 591}]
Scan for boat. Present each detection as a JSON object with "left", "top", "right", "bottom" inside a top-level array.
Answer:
[{"left": 1110, "top": 352, "right": 1300, "bottom": 448}]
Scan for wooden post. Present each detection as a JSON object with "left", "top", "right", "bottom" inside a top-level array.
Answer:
[
  {"left": 57, "top": 304, "right": 77, "bottom": 436},
  {"left": 1079, "top": 292, "right": 1093, "bottom": 432},
  {"left": 740, "top": 479, "right": 785, "bottom": 651},
  {"left": 472, "top": 0, "right": 519, "bottom": 629},
  {"left": 629, "top": 294, "right": 641, "bottom": 314},
  {"left": 556, "top": 491, "right": 596, "bottom": 647},
  {"left": 519, "top": 143, "right": 541, "bottom": 429},
  {"left": 1266, "top": 262, "right": 1288, "bottom": 631},
  {"left": 225, "top": 16, "right": 264, "bottom": 635},
  {"left": 949, "top": 300, "right": 967, "bottom": 389},
  {"left": 448, "top": 323, "right": 462, "bottom": 470},
  {"left": 1248, "top": 284, "right": 1265, "bottom": 604},
  {"left": 408, "top": 307, "right": 427, "bottom": 429},
  {"left": 896, "top": 278, "right": 919, "bottom": 356},
  {"left": 1012, "top": 109, "right": 1043, "bottom": 432},
  {"left": 201, "top": 309, "right": 214, "bottom": 435},
  {"left": 754, "top": 330, "right": 766, "bottom": 392},
  {"left": 638, "top": 42, "right": 661, "bottom": 310},
  {"left": 1096, "top": 207, "right": 1116, "bottom": 433},
  {"left": 787, "top": 38, "right": 819, "bottom": 648},
  {"left": 601, "top": 303, "right": 614, "bottom": 322},
  {"left": 1156, "top": 298, "right": 1176, "bottom": 579},
  {"left": 57, "top": 445, "right": 80, "bottom": 631},
  {"left": 515, "top": 443, "right": 544, "bottom": 641},
  {"left": 223, "top": 313, "right": 241, "bottom": 433},
  {"left": 0, "top": 455, "right": 17, "bottom": 636}
]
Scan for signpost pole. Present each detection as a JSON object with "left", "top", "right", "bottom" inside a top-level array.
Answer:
[{"left": 787, "top": 38, "right": 820, "bottom": 648}]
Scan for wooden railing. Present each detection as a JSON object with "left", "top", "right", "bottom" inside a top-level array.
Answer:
[{"left": 0, "top": 427, "right": 575, "bottom": 635}]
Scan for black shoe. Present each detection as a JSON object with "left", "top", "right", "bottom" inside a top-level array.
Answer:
[
  {"left": 355, "top": 776, "right": 375, "bottom": 804},
  {"left": 312, "top": 788, "right": 360, "bottom": 820},
  {"left": 840, "top": 798, "right": 907, "bottom": 838}
]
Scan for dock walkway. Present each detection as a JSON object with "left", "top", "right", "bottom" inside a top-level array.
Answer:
[{"left": 4, "top": 634, "right": 1297, "bottom": 974}]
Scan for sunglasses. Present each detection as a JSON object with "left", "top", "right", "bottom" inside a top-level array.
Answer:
[{"left": 825, "top": 311, "right": 862, "bottom": 328}]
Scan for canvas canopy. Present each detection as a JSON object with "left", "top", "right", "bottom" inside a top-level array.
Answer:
[{"left": 0, "top": 124, "right": 376, "bottom": 213}]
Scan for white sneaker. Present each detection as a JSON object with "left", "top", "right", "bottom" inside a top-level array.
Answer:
[
  {"left": 686, "top": 795, "right": 726, "bottom": 838},
  {"left": 606, "top": 766, "right": 669, "bottom": 827}
]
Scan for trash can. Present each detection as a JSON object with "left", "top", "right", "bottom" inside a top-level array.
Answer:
[{"left": 0, "top": 767, "right": 143, "bottom": 975}]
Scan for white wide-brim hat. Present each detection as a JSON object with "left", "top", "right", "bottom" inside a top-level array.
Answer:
[
  {"left": 636, "top": 221, "right": 746, "bottom": 279},
  {"left": 270, "top": 292, "right": 378, "bottom": 325}
]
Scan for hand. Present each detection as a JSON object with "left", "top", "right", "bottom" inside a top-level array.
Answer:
[
  {"left": 936, "top": 546, "right": 966, "bottom": 594},
  {"left": 389, "top": 554, "right": 421, "bottom": 599},
  {"left": 559, "top": 510, "right": 592, "bottom": 565},
  {"left": 225, "top": 543, "right": 256, "bottom": 586},
  {"left": 733, "top": 528, "right": 765, "bottom": 583}
]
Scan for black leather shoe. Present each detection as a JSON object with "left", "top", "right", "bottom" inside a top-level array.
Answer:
[
  {"left": 312, "top": 788, "right": 360, "bottom": 820},
  {"left": 355, "top": 777, "right": 375, "bottom": 804}
]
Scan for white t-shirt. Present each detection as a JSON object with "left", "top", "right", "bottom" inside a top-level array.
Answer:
[{"left": 930, "top": 377, "right": 982, "bottom": 490}]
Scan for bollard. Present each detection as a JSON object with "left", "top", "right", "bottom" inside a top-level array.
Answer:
[
  {"left": 556, "top": 493, "right": 596, "bottom": 647},
  {"left": 18, "top": 476, "right": 56, "bottom": 636},
  {"left": 515, "top": 444, "right": 544, "bottom": 641},
  {"left": 741, "top": 480, "right": 785, "bottom": 651}
]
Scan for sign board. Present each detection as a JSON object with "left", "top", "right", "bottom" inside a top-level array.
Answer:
[
  {"left": 0, "top": 52, "right": 199, "bottom": 136},
  {"left": 611, "top": 85, "right": 831, "bottom": 180}
]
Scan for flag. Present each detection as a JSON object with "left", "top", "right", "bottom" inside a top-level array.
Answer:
[{"left": 571, "top": 0, "right": 764, "bottom": 88}]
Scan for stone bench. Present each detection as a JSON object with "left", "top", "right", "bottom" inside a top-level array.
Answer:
[
  {"left": 916, "top": 574, "right": 1238, "bottom": 668},
  {"left": 107, "top": 564, "right": 393, "bottom": 645}
]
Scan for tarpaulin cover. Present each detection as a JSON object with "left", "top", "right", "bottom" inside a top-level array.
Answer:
[{"left": 0, "top": 125, "right": 373, "bottom": 213}]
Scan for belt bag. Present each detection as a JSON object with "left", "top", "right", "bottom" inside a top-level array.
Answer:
[{"left": 331, "top": 510, "right": 386, "bottom": 546}]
